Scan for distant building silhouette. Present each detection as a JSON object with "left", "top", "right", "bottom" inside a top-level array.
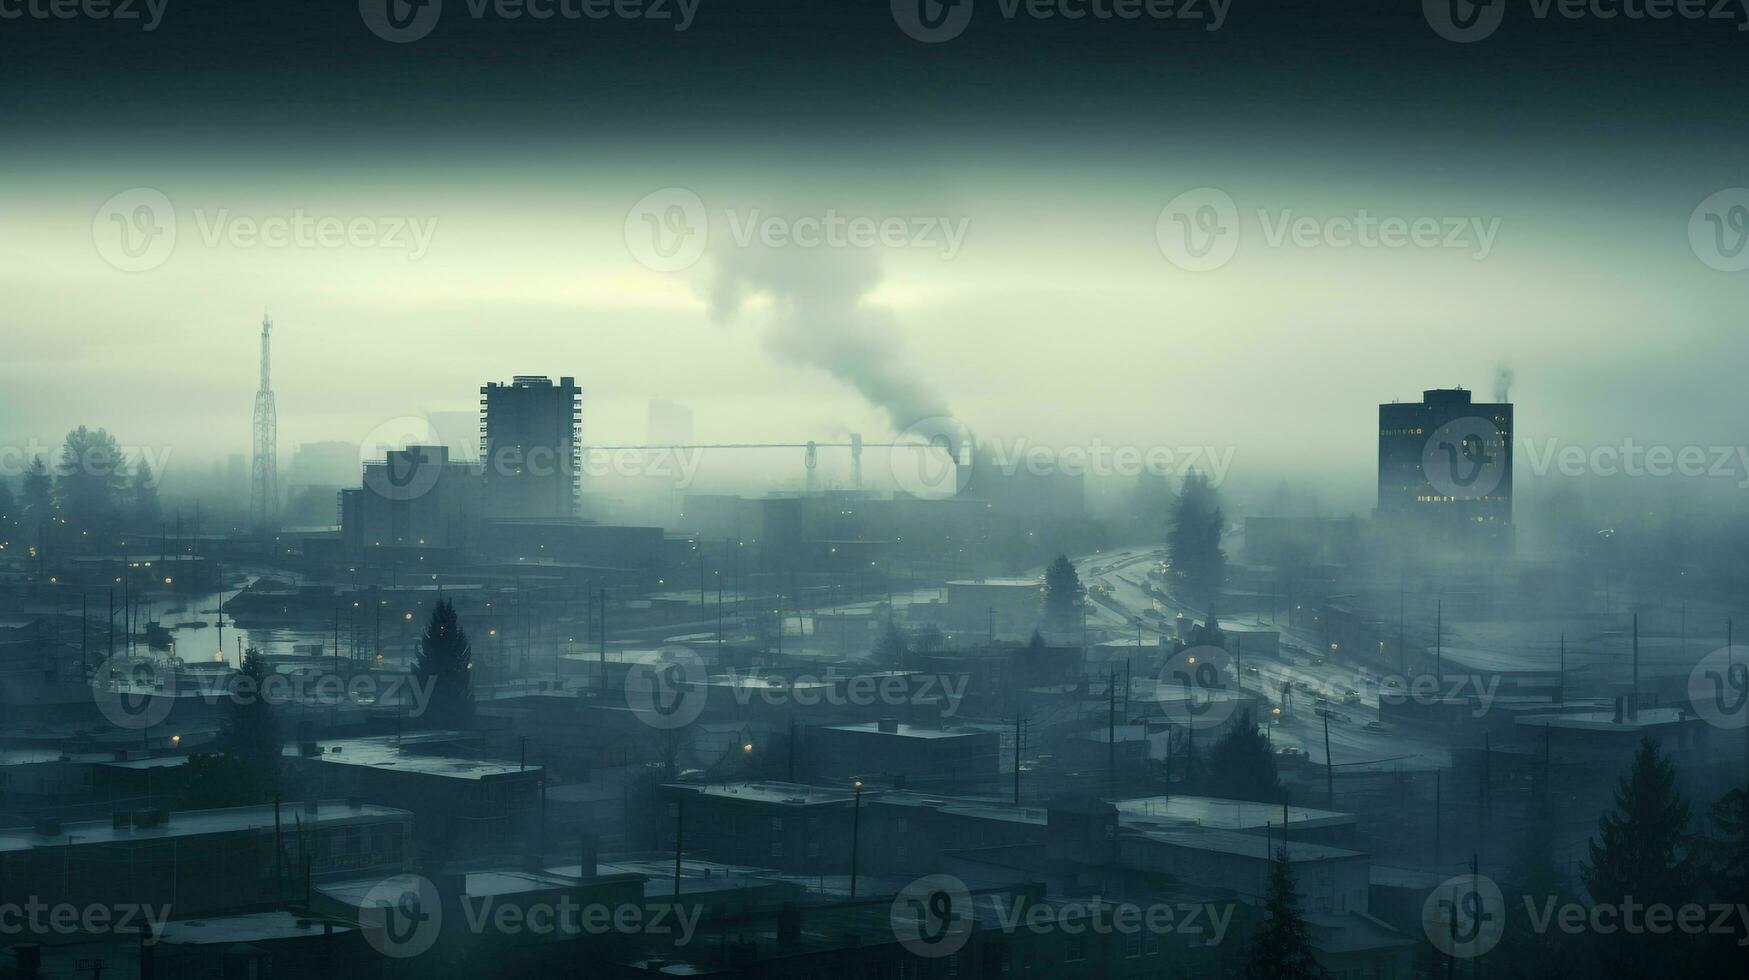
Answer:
[
  {"left": 1377, "top": 387, "right": 1512, "bottom": 553},
  {"left": 480, "top": 376, "right": 581, "bottom": 520}
]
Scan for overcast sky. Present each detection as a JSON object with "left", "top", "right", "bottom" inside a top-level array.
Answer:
[{"left": 4, "top": 0, "right": 1746, "bottom": 510}]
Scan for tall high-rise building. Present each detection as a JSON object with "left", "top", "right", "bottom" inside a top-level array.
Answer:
[
  {"left": 646, "top": 398, "right": 695, "bottom": 445},
  {"left": 1377, "top": 388, "right": 1512, "bottom": 552},
  {"left": 250, "top": 314, "right": 279, "bottom": 529},
  {"left": 480, "top": 375, "right": 581, "bottom": 519}
]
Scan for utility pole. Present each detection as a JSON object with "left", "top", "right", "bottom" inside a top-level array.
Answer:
[
  {"left": 1108, "top": 668, "right": 1117, "bottom": 795},
  {"left": 1323, "top": 710, "right": 1334, "bottom": 808},
  {"left": 1434, "top": 769, "right": 1442, "bottom": 865},
  {"left": 672, "top": 798, "right": 684, "bottom": 900},
  {"left": 1631, "top": 612, "right": 1640, "bottom": 719},
  {"left": 80, "top": 593, "right": 87, "bottom": 673},
  {"left": 1435, "top": 599, "right": 1442, "bottom": 685},
  {"left": 849, "top": 780, "right": 864, "bottom": 899},
  {"left": 1013, "top": 715, "right": 1023, "bottom": 805},
  {"left": 1557, "top": 634, "right": 1565, "bottom": 704}
]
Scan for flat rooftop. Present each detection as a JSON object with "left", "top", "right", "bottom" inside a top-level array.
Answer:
[
  {"left": 820, "top": 721, "right": 985, "bottom": 740},
  {"left": 875, "top": 792, "right": 1047, "bottom": 827},
  {"left": 1115, "top": 795, "right": 1355, "bottom": 832},
  {"left": 1516, "top": 707, "right": 1698, "bottom": 732},
  {"left": 1125, "top": 826, "right": 1364, "bottom": 863},
  {"left": 0, "top": 800, "right": 408, "bottom": 853},
  {"left": 317, "top": 869, "right": 603, "bottom": 909},
  {"left": 290, "top": 735, "right": 540, "bottom": 780},
  {"left": 668, "top": 781, "right": 858, "bottom": 807},
  {"left": 156, "top": 912, "right": 356, "bottom": 946}
]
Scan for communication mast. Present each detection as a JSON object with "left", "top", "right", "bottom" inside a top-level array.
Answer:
[{"left": 250, "top": 313, "right": 278, "bottom": 530}]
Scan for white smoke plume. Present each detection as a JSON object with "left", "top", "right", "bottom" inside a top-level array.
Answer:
[{"left": 707, "top": 245, "right": 950, "bottom": 431}]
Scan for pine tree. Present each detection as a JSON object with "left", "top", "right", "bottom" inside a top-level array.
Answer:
[
  {"left": 218, "top": 646, "right": 281, "bottom": 792},
  {"left": 56, "top": 426, "right": 127, "bottom": 535},
  {"left": 1496, "top": 789, "right": 1581, "bottom": 979},
  {"left": 1168, "top": 471, "right": 1227, "bottom": 606},
  {"left": 1705, "top": 784, "right": 1749, "bottom": 900},
  {"left": 130, "top": 457, "right": 162, "bottom": 530},
  {"left": 1699, "top": 785, "right": 1749, "bottom": 972},
  {"left": 21, "top": 456, "right": 53, "bottom": 545},
  {"left": 1243, "top": 847, "right": 1329, "bottom": 980},
  {"left": 1043, "top": 555, "right": 1084, "bottom": 631},
  {"left": 415, "top": 599, "right": 475, "bottom": 730},
  {"left": 873, "top": 622, "right": 909, "bottom": 665},
  {"left": 1580, "top": 738, "right": 1697, "bottom": 977},
  {"left": 0, "top": 480, "right": 17, "bottom": 547},
  {"left": 1204, "top": 709, "right": 1282, "bottom": 802}
]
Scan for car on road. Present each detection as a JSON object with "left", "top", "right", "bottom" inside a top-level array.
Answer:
[{"left": 1363, "top": 721, "right": 1389, "bottom": 733}]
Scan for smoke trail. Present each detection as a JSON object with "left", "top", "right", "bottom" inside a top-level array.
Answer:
[
  {"left": 1494, "top": 363, "right": 1516, "bottom": 403},
  {"left": 707, "top": 245, "right": 950, "bottom": 430}
]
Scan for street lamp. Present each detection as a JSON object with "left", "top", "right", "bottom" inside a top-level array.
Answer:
[{"left": 849, "top": 778, "right": 864, "bottom": 899}]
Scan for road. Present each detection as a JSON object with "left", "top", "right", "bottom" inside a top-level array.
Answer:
[{"left": 1071, "top": 547, "right": 1451, "bottom": 771}]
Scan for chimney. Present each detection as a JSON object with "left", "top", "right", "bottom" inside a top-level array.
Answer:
[
  {"left": 303, "top": 799, "right": 319, "bottom": 816},
  {"left": 876, "top": 719, "right": 899, "bottom": 734},
  {"left": 1613, "top": 696, "right": 1624, "bottom": 724}
]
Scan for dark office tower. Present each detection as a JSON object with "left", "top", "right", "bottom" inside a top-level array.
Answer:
[
  {"left": 1377, "top": 388, "right": 1513, "bottom": 555},
  {"left": 480, "top": 376, "right": 582, "bottom": 519}
]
